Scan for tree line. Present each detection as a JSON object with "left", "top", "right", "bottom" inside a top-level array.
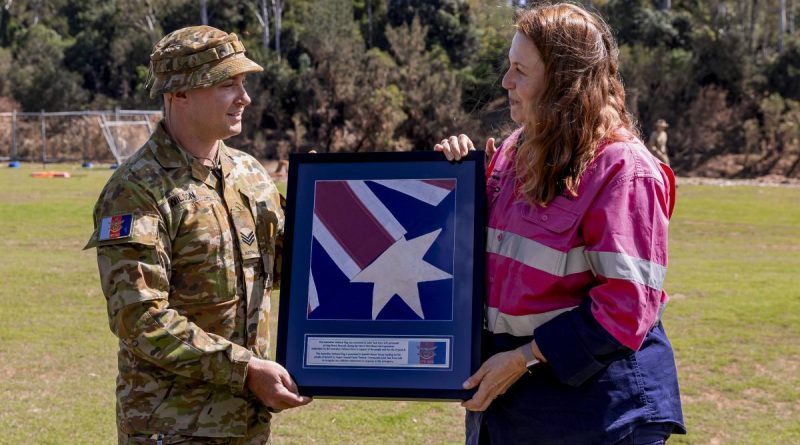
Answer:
[{"left": 0, "top": 0, "right": 799, "bottom": 177}]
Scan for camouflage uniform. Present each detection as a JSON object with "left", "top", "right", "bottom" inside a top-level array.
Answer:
[
  {"left": 647, "top": 119, "right": 670, "bottom": 165},
  {"left": 85, "top": 26, "right": 282, "bottom": 444}
]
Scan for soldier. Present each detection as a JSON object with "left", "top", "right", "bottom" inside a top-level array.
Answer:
[
  {"left": 84, "top": 26, "right": 311, "bottom": 444},
  {"left": 647, "top": 118, "right": 670, "bottom": 165}
]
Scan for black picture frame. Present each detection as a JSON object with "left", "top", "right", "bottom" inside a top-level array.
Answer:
[{"left": 276, "top": 151, "right": 485, "bottom": 400}]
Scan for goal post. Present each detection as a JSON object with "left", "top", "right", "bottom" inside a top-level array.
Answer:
[{"left": 99, "top": 114, "right": 154, "bottom": 165}]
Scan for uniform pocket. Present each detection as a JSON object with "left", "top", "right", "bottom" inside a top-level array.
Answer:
[
  {"left": 147, "top": 381, "right": 210, "bottom": 435},
  {"left": 169, "top": 197, "right": 236, "bottom": 305}
]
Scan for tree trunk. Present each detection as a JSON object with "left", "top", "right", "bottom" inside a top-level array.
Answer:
[
  {"left": 779, "top": 0, "right": 786, "bottom": 53},
  {"left": 261, "top": 0, "right": 270, "bottom": 49},
  {"left": 749, "top": 0, "right": 759, "bottom": 54},
  {"left": 273, "top": 0, "right": 283, "bottom": 60},
  {"left": 790, "top": 0, "right": 796, "bottom": 34},
  {"left": 367, "top": 0, "right": 373, "bottom": 48},
  {"left": 659, "top": 0, "right": 671, "bottom": 10},
  {"left": 200, "top": 0, "right": 208, "bottom": 25}
]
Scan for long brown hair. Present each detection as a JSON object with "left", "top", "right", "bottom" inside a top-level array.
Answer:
[{"left": 513, "top": 3, "right": 637, "bottom": 204}]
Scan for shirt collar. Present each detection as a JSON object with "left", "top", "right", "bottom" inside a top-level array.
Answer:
[{"left": 150, "top": 120, "right": 235, "bottom": 186}]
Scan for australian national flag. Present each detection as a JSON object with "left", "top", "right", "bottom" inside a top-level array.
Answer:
[{"left": 307, "top": 179, "right": 456, "bottom": 321}]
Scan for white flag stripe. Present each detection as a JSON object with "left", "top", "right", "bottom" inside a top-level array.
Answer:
[
  {"left": 346, "top": 180, "right": 407, "bottom": 240},
  {"left": 308, "top": 270, "right": 320, "bottom": 312},
  {"left": 372, "top": 180, "right": 452, "bottom": 206},
  {"left": 312, "top": 214, "right": 361, "bottom": 279}
]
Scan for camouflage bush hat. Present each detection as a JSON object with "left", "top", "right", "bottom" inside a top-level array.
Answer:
[{"left": 147, "top": 25, "right": 263, "bottom": 98}]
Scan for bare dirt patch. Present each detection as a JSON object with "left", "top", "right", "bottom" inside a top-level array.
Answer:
[{"left": 677, "top": 175, "right": 800, "bottom": 188}]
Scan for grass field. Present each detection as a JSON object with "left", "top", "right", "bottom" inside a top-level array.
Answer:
[{"left": 0, "top": 163, "right": 798, "bottom": 444}]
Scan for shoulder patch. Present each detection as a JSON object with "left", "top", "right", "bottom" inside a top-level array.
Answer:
[{"left": 98, "top": 214, "right": 134, "bottom": 241}]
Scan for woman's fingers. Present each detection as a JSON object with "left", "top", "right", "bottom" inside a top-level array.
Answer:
[
  {"left": 448, "top": 136, "right": 461, "bottom": 160},
  {"left": 485, "top": 138, "right": 496, "bottom": 158},
  {"left": 459, "top": 134, "right": 474, "bottom": 155},
  {"left": 438, "top": 139, "right": 454, "bottom": 161},
  {"left": 435, "top": 134, "right": 476, "bottom": 161},
  {"left": 462, "top": 364, "right": 489, "bottom": 390}
]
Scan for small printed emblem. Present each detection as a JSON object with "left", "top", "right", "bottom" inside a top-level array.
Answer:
[
  {"left": 417, "top": 341, "right": 438, "bottom": 364},
  {"left": 240, "top": 228, "right": 255, "bottom": 245},
  {"left": 98, "top": 214, "right": 133, "bottom": 241}
]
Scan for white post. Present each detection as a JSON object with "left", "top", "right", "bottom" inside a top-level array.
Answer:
[
  {"left": 200, "top": 0, "right": 208, "bottom": 25},
  {"left": 11, "top": 109, "right": 17, "bottom": 161},
  {"left": 40, "top": 110, "right": 47, "bottom": 165}
]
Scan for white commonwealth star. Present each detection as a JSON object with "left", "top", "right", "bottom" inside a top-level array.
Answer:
[{"left": 351, "top": 229, "right": 452, "bottom": 320}]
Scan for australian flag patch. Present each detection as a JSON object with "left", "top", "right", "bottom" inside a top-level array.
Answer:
[{"left": 98, "top": 214, "right": 133, "bottom": 241}]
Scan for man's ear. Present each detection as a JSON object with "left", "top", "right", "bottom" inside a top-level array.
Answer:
[{"left": 167, "top": 91, "right": 190, "bottom": 108}]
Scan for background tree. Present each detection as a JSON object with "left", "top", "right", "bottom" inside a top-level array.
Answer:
[
  {"left": 9, "top": 23, "right": 87, "bottom": 111},
  {"left": 386, "top": 16, "right": 472, "bottom": 150},
  {"left": 386, "top": 0, "right": 479, "bottom": 68},
  {"left": 1, "top": 0, "right": 799, "bottom": 178}
]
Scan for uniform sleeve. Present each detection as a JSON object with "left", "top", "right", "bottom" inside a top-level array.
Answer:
[
  {"left": 535, "top": 170, "right": 673, "bottom": 387},
  {"left": 86, "top": 180, "right": 252, "bottom": 394}
]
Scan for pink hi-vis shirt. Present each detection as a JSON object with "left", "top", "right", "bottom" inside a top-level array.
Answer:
[{"left": 485, "top": 128, "right": 676, "bottom": 355}]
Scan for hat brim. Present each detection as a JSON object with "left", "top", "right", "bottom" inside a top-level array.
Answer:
[
  {"left": 150, "top": 53, "right": 263, "bottom": 98},
  {"left": 205, "top": 54, "right": 264, "bottom": 84}
]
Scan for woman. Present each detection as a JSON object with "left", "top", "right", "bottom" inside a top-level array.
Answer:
[{"left": 437, "top": 4, "right": 686, "bottom": 444}]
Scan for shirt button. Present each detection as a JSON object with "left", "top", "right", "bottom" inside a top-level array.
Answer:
[
  {"left": 494, "top": 186, "right": 500, "bottom": 193},
  {"left": 541, "top": 215, "right": 549, "bottom": 222},
  {"left": 497, "top": 233, "right": 504, "bottom": 241}
]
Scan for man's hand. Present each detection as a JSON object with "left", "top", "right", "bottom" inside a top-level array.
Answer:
[
  {"left": 246, "top": 358, "right": 312, "bottom": 411},
  {"left": 461, "top": 348, "right": 528, "bottom": 412}
]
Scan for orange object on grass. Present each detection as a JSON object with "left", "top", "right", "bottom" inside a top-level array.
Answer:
[{"left": 30, "top": 171, "right": 71, "bottom": 178}]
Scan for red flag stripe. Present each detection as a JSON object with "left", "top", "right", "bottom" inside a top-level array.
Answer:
[
  {"left": 314, "top": 181, "right": 395, "bottom": 269},
  {"left": 422, "top": 179, "right": 456, "bottom": 190}
]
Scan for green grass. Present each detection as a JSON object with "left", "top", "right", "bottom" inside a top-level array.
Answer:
[
  {"left": 1, "top": 164, "right": 798, "bottom": 444},
  {"left": 666, "top": 186, "right": 800, "bottom": 445}
]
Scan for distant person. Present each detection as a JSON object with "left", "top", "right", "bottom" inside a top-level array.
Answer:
[
  {"left": 436, "top": 4, "right": 685, "bottom": 444},
  {"left": 85, "top": 26, "right": 310, "bottom": 444},
  {"left": 648, "top": 118, "right": 671, "bottom": 165}
]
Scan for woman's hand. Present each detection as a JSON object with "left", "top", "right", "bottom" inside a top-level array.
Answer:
[
  {"left": 435, "top": 134, "right": 473, "bottom": 161},
  {"left": 434, "top": 135, "right": 498, "bottom": 162},
  {"left": 461, "top": 348, "right": 528, "bottom": 412}
]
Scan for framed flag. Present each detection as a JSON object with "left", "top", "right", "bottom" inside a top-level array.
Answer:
[{"left": 276, "top": 150, "right": 485, "bottom": 400}]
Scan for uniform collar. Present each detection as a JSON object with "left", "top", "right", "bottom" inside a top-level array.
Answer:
[
  {"left": 150, "top": 120, "right": 235, "bottom": 187},
  {"left": 150, "top": 121, "right": 187, "bottom": 169}
]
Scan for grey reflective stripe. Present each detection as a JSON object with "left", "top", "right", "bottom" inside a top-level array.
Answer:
[
  {"left": 486, "top": 306, "right": 577, "bottom": 336},
  {"left": 584, "top": 251, "right": 667, "bottom": 290},
  {"left": 486, "top": 228, "right": 590, "bottom": 277}
]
